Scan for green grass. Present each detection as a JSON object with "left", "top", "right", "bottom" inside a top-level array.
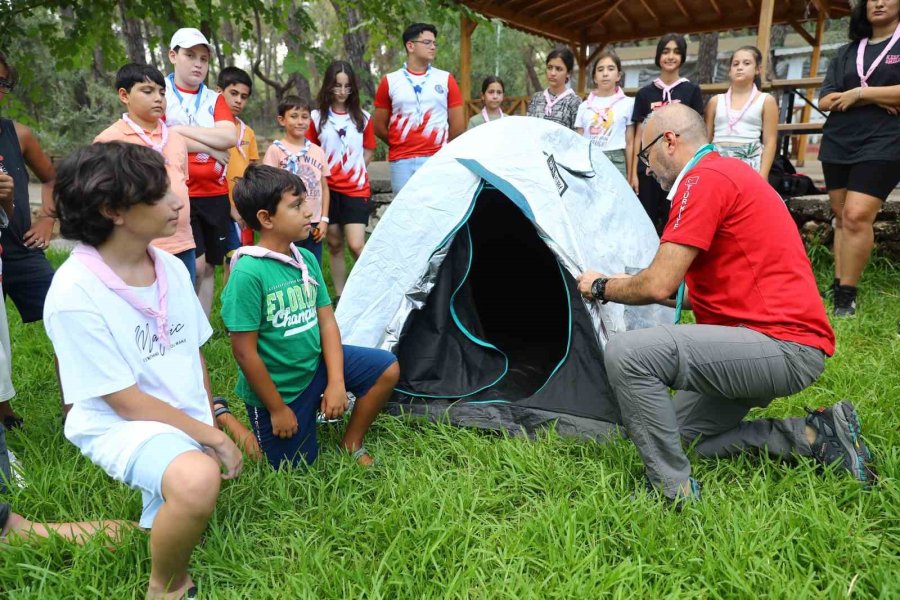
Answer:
[{"left": 0, "top": 247, "right": 898, "bottom": 598}]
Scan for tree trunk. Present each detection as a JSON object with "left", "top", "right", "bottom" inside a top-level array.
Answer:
[
  {"left": 119, "top": 0, "right": 147, "bottom": 64},
  {"left": 144, "top": 20, "right": 160, "bottom": 70},
  {"left": 695, "top": 32, "right": 719, "bottom": 85},
  {"left": 329, "top": 0, "right": 376, "bottom": 100},
  {"left": 252, "top": 3, "right": 311, "bottom": 102},
  {"left": 524, "top": 45, "right": 542, "bottom": 95},
  {"left": 220, "top": 19, "right": 237, "bottom": 67}
]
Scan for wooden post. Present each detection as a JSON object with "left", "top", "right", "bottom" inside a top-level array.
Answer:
[
  {"left": 575, "top": 33, "right": 589, "bottom": 95},
  {"left": 797, "top": 12, "right": 825, "bottom": 166},
  {"left": 756, "top": 0, "right": 775, "bottom": 86},
  {"left": 460, "top": 13, "right": 478, "bottom": 119}
]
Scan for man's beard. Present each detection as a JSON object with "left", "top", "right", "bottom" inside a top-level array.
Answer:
[{"left": 649, "top": 165, "right": 676, "bottom": 191}]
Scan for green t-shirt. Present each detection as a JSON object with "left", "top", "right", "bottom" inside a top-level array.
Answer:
[{"left": 220, "top": 248, "right": 331, "bottom": 407}]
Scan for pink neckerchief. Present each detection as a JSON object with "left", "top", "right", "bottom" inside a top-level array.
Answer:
[
  {"left": 856, "top": 22, "right": 900, "bottom": 87},
  {"left": 724, "top": 85, "right": 760, "bottom": 131},
  {"left": 481, "top": 107, "right": 504, "bottom": 122},
  {"left": 230, "top": 243, "right": 319, "bottom": 296},
  {"left": 543, "top": 88, "right": 575, "bottom": 116},
  {"left": 122, "top": 114, "right": 169, "bottom": 161},
  {"left": 586, "top": 88, "right": 626, "bottom": 122},
  {"left": 71, "top": 243, "right": 171, "bottom": 348},
  {"left": 235, "top": 118, "right": 247, "bottom": 158},
  {"left": 654, "top": 77, "right": 689, "bottom": 103}
]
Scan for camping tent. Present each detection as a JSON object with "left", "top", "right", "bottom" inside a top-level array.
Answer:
[{"left": 336, "top": 117, "right": 672, "bottom": 438}]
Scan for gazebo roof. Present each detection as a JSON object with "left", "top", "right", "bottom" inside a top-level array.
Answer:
[{"left": 456, "top": 0, "right": 852, "bottom": 45}]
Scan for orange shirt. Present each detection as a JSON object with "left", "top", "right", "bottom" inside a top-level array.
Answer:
[
  {"left": 93, "top": 119, "right": 195, "bottom": 254},
  {"left": 225, "top": 119, "right": 259, "bottom": 203}
]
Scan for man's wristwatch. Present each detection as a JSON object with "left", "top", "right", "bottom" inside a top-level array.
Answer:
[{"left": 591, "top": 277, "right": 610, "bottom": 304}]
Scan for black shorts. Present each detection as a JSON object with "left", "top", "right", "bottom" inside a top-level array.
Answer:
[
  {"left": 822, "top": 161, "right": 900, "bottom": 201},
  {"left": 328, "top": 191, "right": 372, "bottom": 225},
  {"left": 190, "top": 195, "right": 232, "bottom": 265},
  {"left": 1, "top": 251, "right": 55, "bottom": 323}
]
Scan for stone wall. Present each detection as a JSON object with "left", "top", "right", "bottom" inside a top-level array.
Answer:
[{"left": 787, "top": 196, "right": 900, "bottom": 257}]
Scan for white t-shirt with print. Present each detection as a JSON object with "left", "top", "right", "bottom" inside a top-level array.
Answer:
[
  {"left": 44, "top": 251, "right": 214, "bottom": 481},
  {"left": 574, "top": 94, "right": 635, "bottom": 151}
]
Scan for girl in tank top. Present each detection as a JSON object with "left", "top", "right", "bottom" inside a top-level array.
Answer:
[{"left": 704, "top": 46, "right": 778, "bottom": 179}]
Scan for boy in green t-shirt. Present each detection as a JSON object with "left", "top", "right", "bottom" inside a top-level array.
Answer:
[{"left": 221, "top": 165, "right": 398, "bottom": 467}]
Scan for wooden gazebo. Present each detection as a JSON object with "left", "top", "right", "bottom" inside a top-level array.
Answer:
[{"left": 455, "top": 0, "right": 852, "bottom": 163}]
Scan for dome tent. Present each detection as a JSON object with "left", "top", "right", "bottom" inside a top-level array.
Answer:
[{"left": 335, "top": 117, "right": 672, "bottom": 438}]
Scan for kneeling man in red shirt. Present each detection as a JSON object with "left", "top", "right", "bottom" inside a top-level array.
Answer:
[{"left": 578, "top": 103, "right": 874, "bottom": 504}]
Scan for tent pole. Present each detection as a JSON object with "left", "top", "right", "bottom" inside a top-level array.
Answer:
[
  {"left": 460, "top": 12, "right": 478, "bottom": 119},
  {"left": 797, "top": 12, "right": 826, "bottom": 166}
]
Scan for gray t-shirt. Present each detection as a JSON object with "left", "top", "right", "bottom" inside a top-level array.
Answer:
[{"left": 819, "top": 37, "right": 900, "bottom": 164}]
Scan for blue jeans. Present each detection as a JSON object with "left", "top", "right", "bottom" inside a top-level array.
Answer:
[
  {"left": 295, "top": 223, "right": 323, "bottom": 264},
  {"left": 390, "top": 156, "right": 430, "bottom": 194},
  {"left": 245, "top": 345, "right": 397, "bottom": 469},
  {"left": 174, "top": 249, "right": 197, "bottom": 287}
]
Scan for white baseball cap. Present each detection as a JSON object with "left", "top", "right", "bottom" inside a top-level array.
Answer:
[{"left": 169, "top": 27, "right": 212, "bottom": 51}]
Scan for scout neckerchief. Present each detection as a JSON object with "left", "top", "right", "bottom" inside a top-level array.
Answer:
[
  {"left": 402, "top": 63, "right": 432, "bottom": 118},
  {"left": 543, "top": 87, "right": 575, "bottom": 116},
  {"left": 235, "top": 118, "right": 247, "bottom": 158},
  {"left": 273, "top": 139, "right": 310, "bottom": 175},
  {"left": 653, "top": 77, "right": 689, "bottom": 104},
  {"left": 122, "top": 114, "right": 169, "bottom": 163},
  {"left": 481, "top": 107, "right": 504, "bottom": 122},
  {"left": 856, "top": 21, "right": 900, "bottom": 87},
  {"left": 230, "top": 243, "right": 319, "bottom": 298},
  {"left": 586, "top": 88, "right": 626, "bottom": 127},
  {"left": 72, "top": 243, "right": 171, "bottom": 348},
  {"left": 166, "top": 73, "right": 205, "bottom": 125},
  {"left": 671, "top": 143, "right": 716, "bottom": 324},
  {"left": 724, "top": 85, "right": 760, "bottom": 132}
]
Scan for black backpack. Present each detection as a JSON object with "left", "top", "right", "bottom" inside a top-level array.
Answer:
[{"left": 768, "top": 155, "right": 822, "bottom": 199}]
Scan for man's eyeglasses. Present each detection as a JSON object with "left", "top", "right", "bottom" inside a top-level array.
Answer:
[
  {"left": 411, "top": 39, "right": 437, "bottom": 48},
  {"left": 638, "top": 132, "right": 679, "bottom": 167},
  {"left": 0, "top": 78, "right": 15, "bottom": 94}
]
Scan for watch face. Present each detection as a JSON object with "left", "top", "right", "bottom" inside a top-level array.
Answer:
[{"left": 592, "top": 278, "right": 604, "bottom": 300}]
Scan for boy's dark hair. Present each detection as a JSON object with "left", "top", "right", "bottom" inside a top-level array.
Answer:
[
  {"left": 217, "top": 66, "right": 253, "bottom": 93},
  {"left": 54, "top": 142, "right": 169, "bottom": 247},
  {"left": 233, "top": 164, "right": 307, "bottom": 230},
  {"left": 546, "top": 47, "right": 575, "bottom": 73},
  {"left": 0, "top": 51, "right": 19, "bottom": 89},
  {"left": 848, "top": 0, "right": 874, "bottom": 42},
  {"left": 317, "top": 60, "right": 366, "bottom": 133},
  {"left": 403, "top": 23, "right": 438, "bottom": 46},
  {"left": 481, "top": 75, "right": 505, "bottom": 94},
  {"left": 115, "top": 63, "right": 166, "bottom": 93},
  {"left": 655, "top": 33, "right": 688, "bottom": 68},
  {"left": 277, "top": 94, "right": 310, "bottom": 117}
]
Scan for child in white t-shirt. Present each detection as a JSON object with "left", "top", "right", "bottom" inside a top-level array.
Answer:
[
  {"left": 575, "top": 50, "right": 635, "bottom": 180},
  {"left": 44, "top": 142, "right": 243, "bottom": 599}
]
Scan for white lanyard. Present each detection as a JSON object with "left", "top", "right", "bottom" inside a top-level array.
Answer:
[
  {"left": 166, "top": 73, "right": 205, "bottom": 125},
  {"left": 402, "top": 63, "right": 432, "bottom": 117},
  {"left": 273, "top": 139, "right": 310, "bottom": 175}
]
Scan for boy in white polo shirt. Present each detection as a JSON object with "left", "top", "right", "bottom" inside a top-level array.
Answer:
[
  {"left": 44, "top": 142, "right": 243, "bottom": 598},
  {"left": 165, "top": 27, "right": 237, "bottom": 316},
  {"left": 372, "top": 22, "right": 464, "bottom": 193}
]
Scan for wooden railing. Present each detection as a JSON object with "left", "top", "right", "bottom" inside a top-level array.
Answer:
[{"left": 464, "top": 77, "right": 826, "bottom": 164}]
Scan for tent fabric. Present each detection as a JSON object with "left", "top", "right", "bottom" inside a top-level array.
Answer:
[{"left": 335, "top": 116, "right": 672, "bottom": 436}]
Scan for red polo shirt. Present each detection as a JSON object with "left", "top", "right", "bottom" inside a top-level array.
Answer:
[{"left": 660, "top": 153, "right": 835, "bottom": 355}]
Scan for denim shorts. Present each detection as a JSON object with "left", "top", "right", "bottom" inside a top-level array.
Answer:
[
  {"left": 123, "top": 432, "right": 204, "bottom": 528},
  {"left": 246, "top": 345, "right": 397, "bottom": 469}
]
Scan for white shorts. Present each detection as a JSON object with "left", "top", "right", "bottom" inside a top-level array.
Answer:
[{"left": 123, "top": 432, "right": 204, "bottom": 528}]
